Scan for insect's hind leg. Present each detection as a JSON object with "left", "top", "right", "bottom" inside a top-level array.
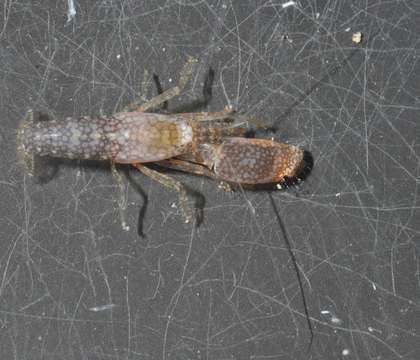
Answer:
[
  {"left": 125, "top": 56, "right": 198, "bottom": 113},
  {"left": 132, "top": 163, "right": 194, "bottom": 223},
  {"left": 111, "top": 162, "right": 130, "bottom": 231}
]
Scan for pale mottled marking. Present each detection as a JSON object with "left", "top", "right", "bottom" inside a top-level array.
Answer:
[
  {"left": 18, "top": 112, "right": 194, "bottom": 163},
  {"left": 212, "top": 137, "right": 304, "bottom": 184}
]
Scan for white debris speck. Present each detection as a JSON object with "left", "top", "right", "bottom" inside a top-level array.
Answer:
[
  {"left": 316, "top": 12, "right": 320, "bottom": 19},
  {"left": 276, "top": 183, "right": 283, "bottom": 190},
  {"left": 121, "top": 221, "right": 130, "bottom": 232},
  {"left": 352, "top": 32, "right": 363, "bottom": 44},
  {"left": 89, "top": 304, "right": 116, "bottom": 312},
  {"left": 342, "top": 349, "right": 350, "bottom": 356},
  {"left": 282, "top": 1, "right": 296, "bottom": 8},
  {"left": 345, "top": 27, "right": 351, "bottom": 32},
  {"left": 168, "top": 78, "right": 173, "bottom": 83},
  {"left": 331, "top": 316, "right": 342, "bottom": 325},
  {"left": 116, "top": 54, "right": 121, "bottom": 59},
  {"left": 372, "top": 282, "right": 377, "bottom": 290},
  {"left": 321, "top": 309, "right": 342, "bottom": 325},
  {"left": 67, "top": 0, "right": 76, "bottom": 23},
  {"left": 367, "top": 326, "right": 382, "bottom": 334},
  {"left": 335, "top": 192, "right": 341, "bottom": 197},
  {"left": 162, "top": 47, "right": 166, "bottom": 52}
]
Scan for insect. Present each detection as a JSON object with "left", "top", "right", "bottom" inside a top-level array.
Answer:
[{"left": 17, "top": 57, "right": 305, "bottom": 225}]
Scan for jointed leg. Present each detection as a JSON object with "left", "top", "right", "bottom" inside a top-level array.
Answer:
[
  {"left": 126, "top": 56, "right": 198, "bottom": 113},
  {"left": 156, "top": 158, "right": 217, "bottom": 179},
  {"left": 181, "top": 108, "right": 267, "bottom": 137},
  {"left": 156, "top": 158, "right": 233, "bottom": 192},
  {"left": 179, "top": 106, "right": 236, "bottom": 122},
  {"left": 132, "top": 163, "right": 193, "bottom": 223},
  {"left": 111, "top": 162, "right": 130, "bottom": 231}
]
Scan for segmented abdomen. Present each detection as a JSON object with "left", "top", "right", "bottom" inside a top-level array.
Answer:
[{"left": 18, "top": 112, "right": 194, "bottom": 163}]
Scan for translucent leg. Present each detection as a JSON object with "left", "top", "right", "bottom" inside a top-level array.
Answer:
[
  {"left": 132, "top": 163, "right": 194, "bottom": 223},
  {"left": 111, "top": 162, "right": 130, "bottom": 231},
  {"left": 179, "top": 106, "right": 236, "bottom": 122},
  {"left": 182, "top": 107, "right": 262, "bottom": 139},
  {"left": 156, "top": 159, "right": 233, "bottom": 192},
  {"left": 125, "top": 56, "right": 198, "bottom": 113},
  {"left": 156, "top": 158, "right": 216, "bottom": 179}
]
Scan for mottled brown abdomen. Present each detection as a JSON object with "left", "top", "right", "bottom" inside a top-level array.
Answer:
[{"left": 17, "top": 112, "right": 194, "bottom": 163}]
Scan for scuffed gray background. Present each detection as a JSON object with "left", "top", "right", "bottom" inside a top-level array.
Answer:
[{"left": 1, "top": 1, "right": 419, "bottom": 359}]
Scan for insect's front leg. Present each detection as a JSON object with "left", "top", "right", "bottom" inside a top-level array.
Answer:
[
  {"left": 180, "top": 106, "right": 236, "bottom": 122},
  {"left": 125, "top": 56, "right": 198, "bottom": 113},
  {"left": 156, "top": 158, "right": 234, "bottom": 191},
  {"left": 132, "top": 163, "right": 194, "bottom": 223},
  {"left": 156, "top": 158, "right": 216, "bottom": 179}
]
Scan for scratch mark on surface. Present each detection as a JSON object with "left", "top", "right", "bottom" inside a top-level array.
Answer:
[
  {"left": 282, "top": 1, "right": 297, "bottom": 8},
  {"left": 89, "top": 304, "right": 116, "bottom": 312}
]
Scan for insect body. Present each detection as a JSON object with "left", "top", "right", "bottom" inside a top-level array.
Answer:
[
  {"left": 17, "top": 108, "right": 247, "bottom": 171},
  {"left": 20, "top": 112, "right": 201, "bottom": 163},
  {"left": 17, "top": 58, "right": 305, "bottom": 224}
]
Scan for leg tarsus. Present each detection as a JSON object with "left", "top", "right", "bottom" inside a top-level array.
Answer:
[
  {"left": 132, "top": 163, "right": 194, "bottom": 223},
  {"left": 111, "top": 162, "right": 130, "bottom": 231}
]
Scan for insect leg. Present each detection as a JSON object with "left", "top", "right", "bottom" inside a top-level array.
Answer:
[
  {"left": 126, "top": 56, "right": 198, "bottom": 112},
  {"left": 111, "top": 162, "right": 130, "bottom": 231},
  {"left": 156, "top": 158, "right": 217, "bottom": 179},
  {"left": 132, "top": 163, "right": 194, "bottom": 223},
  {"left": 180, "top": 106, "right": 236, "bottom": 122},
  {"left": 183, "top": 108, "right": 265, "bottom": 139},
  {"left": 156, "top": 158, "right": 233, "bottom": 192}
]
